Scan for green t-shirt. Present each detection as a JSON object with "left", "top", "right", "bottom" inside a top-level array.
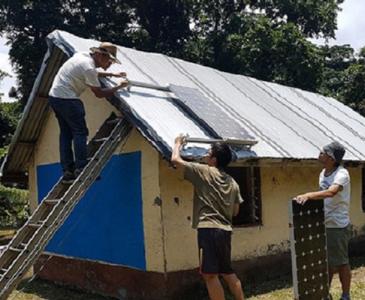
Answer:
[{"left": 184, "top": 162, "right": 244, "bottom": 231}]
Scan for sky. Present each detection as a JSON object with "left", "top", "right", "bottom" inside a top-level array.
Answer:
[
  {"left": 0, "top": 37, "right": 15, "bottom": 102},
  {"left": 1, "top": 0, "right": 365, "bottom": 102},
  {"left": 310, "top": 0, "right": 365, "bottom": 49}
]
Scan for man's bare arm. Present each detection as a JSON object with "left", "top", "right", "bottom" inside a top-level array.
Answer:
[
  {"left": 171, "top": 135, "right": 187, "bottom": 169},
  {"left": 294, "top": 184, "right": 342, "bottom": 205},
  {"left": 89, "top": 80, "right": 128, "bottom": 98},
  {"left": 233, "top": 203, "right": 240, "bottom": 217},
  {"left": 98, "top": 71, "right": 127, "bottom": 78}
]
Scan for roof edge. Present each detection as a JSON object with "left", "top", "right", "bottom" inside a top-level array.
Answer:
[{"left": 0, "top": 48, "right": 53, "bottom": 179}]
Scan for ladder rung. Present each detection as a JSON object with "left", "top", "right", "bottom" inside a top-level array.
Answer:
[
  {"left": 43, "top": 199, "right": 60, "bottom": 205},
  {"left": 106, "top": 118, "right": 121, "bottom": 125},
  {"left": 27, "top": 222, "right": 44, "bottom": 228},
  {"left": 92, "top": 137, "right": 109, "bottom": 143},
  {"left": 9, "top": 247, "right": 22, "bottom": 253},
  {"left": 0, "top": 268, "right": 8, "bottom": 274},
  {"left": 28, "top": 223, "right": 40, "bottom": 228},
  {"left": 17, "top": 243, "right": 27, "bottom": 250}
]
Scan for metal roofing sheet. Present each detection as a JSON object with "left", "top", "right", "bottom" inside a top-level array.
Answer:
[{"left": 1, "top": 47, "right": 67, "bottom": 179}]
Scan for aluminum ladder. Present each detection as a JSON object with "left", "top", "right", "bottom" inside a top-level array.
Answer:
[{"left": 0, "top": 113, "right": 132, "bottom": 299}]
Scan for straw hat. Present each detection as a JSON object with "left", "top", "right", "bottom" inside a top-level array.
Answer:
[{"left": 90, "top": 42, "right": 120, "bottom": 64}]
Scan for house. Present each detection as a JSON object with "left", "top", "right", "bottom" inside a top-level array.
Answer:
[{"left": 1, "top": 30, "right": 365, "bottom": 299}]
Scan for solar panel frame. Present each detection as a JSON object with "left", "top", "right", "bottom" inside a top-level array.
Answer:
[
  {"left": 289, "top": 200, "right": 330, "bottom": 300},
  {"left": 169, "top": 84, "right": 256, "bottom": 143}
]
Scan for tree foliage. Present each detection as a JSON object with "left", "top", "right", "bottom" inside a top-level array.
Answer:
[
  {"left": 0, "top": 102, "right": 20, "bottom": 148},
  {"left": 0, "top": 70, "right": 21, "bottom": 150},
  {"left": 0, "top": 184, "right": 29, "bottom": 228},
  {"left": 342, "top": 63, "right": 365, "bottom": 115},
  {"left": 244, "top": 0, "right": 344, "bottom": 38},
  {"left": 319, "top": 45, "right": 365, "bottom": 116},
  {"left": 0, "top": 70, "right": 6, "bottom": 81}
]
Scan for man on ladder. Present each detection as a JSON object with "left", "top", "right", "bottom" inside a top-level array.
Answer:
[
  {"left": 171, "top": 135, "right": 245, "bottom": 300},
  {"left": 48, "top": 42, "right": 128, "bottom": 183}
]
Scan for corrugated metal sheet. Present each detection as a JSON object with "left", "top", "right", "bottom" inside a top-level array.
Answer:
[
  {"left": 0, "top": 45, "right": 68, "bottom": 184},
  {"left": 2, "top": 29, "right": 365, "bottom": 183}
]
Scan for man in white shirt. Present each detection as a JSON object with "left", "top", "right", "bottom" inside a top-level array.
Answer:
[
  {"left": 49, "top": 42, "right": 128, "bottom": 183},
  {"left": 295, "top": 141, "right": 352, "bottom": 300}
]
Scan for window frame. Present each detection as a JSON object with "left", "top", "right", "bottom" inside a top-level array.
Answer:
[{"left": 226, "top": 166, "right": 262, "bottom": 228}]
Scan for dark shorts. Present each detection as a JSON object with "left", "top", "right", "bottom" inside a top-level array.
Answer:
[
  {"left": 326, "top": 224, "right": 352, "bottom": 267},
  {"left": 198, "top": 228, "right": 233, "bottom": 274}
]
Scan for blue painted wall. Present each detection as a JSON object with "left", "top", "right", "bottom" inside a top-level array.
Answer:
[{"left": 36, "top": 152, "right": 146, "bottom": 270}]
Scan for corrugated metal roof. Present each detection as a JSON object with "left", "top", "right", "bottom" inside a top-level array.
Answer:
[
  {"left": 2, "top": 29, "right": 365, "bottom": 183},
  {"left": 0, "top": 45, "right": 68, "bottom": 185},
  {"left": 53, "top": 30, "right": 365, "bottom": 160}
]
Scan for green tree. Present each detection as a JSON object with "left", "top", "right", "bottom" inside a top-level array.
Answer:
[
  {"left": 209, "top": 17, "right": 323, "bottom": 90},
  {"left": 0, "top": 184, "right": 29, "bottom": 228},
  {"left": 129, "top": 0, "right": 191, "bottom": 55},
  {"left": 0, "top": 69, "right": 7, "bottom": 92},
  {"left": 319, "top": 45, "right": 365, "bottom": 116},
  {"left": 0, "top": 70, "right": 21, "bottom": 151},
  {"left": 244, "top": 0, "right": 344, "bottom": 38},
  {"left": 340, "top": 61, "right": 365, "bottom": 116},
  {"left": 319, "top": 45, "right": 354, "bottom": 98},
  {"left": 0, "top": 102, "right": 19, "bottom": 148}
]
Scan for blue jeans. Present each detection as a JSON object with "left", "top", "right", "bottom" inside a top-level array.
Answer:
[{"left": 49, "top": 96, "right": 89, "bottom": 172}]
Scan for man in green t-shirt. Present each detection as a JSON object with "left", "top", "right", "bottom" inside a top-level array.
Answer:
[{"left": 171, "top": 135, "right": 245, "bottom": 300}]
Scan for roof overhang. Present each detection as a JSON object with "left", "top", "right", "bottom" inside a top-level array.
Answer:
[{"left": 0, "top": 46, "right": 68, "bottom": 186}]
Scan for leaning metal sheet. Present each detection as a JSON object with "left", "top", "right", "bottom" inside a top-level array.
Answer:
[
  {"left": 169, "top": 84, "right": 256, "bottom": 143},
  {"left": 289, "top": 200, "right": 329, "bottom": 300}
]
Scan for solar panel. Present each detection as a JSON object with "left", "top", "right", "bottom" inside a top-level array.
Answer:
[
  {"left": 289, "top": 200, "right": 330, "bottom": 300},
  {"left": 169, "top": 84, "right": 256, "bottom": 143}
]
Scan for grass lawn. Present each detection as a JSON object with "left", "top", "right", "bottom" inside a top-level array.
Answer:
[
  {"left": 5, "top": 256, "right": 364, "bottom": 300},
  {"left": 244, "top": 257, "right": 365, "bottom": 300}
]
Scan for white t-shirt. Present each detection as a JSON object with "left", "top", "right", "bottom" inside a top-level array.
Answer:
[
  {"left": 49, "top": 52, "right": 100, "bottom": 99},
  {"left": 319, "top": 166, "right": 350, "bottom": 228}
]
